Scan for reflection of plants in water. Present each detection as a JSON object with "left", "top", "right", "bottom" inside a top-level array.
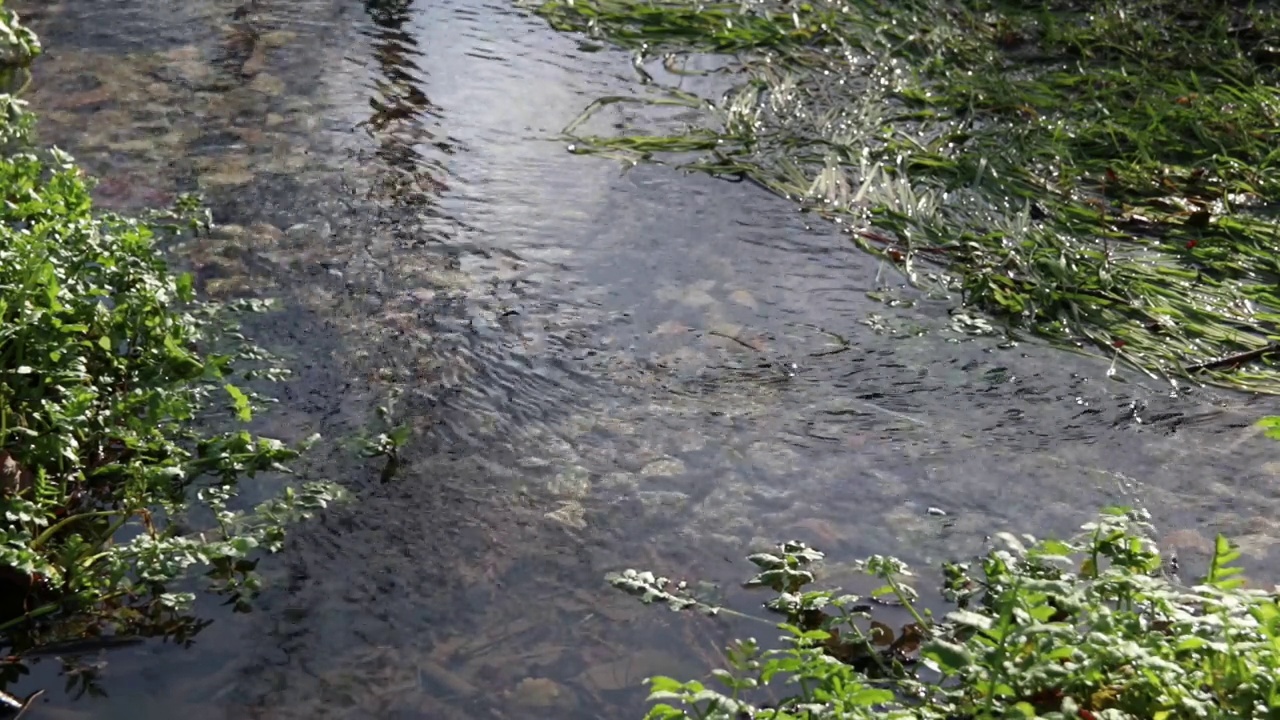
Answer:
[
  {"left": 59, "top": 654, "right": 107, "bottom": 701},
  {"left": 365, "top": 0, "right": 415, "bottom": 24},
  {"left": 615, "top": 508, "right": 1280, "bottom": 719},
  {"left": 360, "top": 0, "right": 454, "bottom": 207},
  {"left": 0, "top": 7, "right": 344, "bottom": 696}
]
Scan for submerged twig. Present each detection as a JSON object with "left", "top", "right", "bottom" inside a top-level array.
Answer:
[
  {"left": 707, "top": 329, "right": 765, "bottom": 353},
  {"left": 1185, "top": 343, "right": 1280, "bottom": 373}
]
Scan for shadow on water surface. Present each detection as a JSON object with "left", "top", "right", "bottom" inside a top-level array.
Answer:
[{"left": 11, "top": 0, "right": 1280, "bottom": 717}]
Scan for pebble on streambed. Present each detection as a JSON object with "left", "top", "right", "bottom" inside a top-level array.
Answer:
[
  {"left": 639, "top": 456, "right": 686, "bottom": 477},
  {"left": 547, "top": 465, "right": 591, "bottom": 498}
]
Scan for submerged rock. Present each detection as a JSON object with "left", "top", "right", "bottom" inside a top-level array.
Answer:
[
  {"left": 728, "top": 288, "right": 758, "bottom": 309},
  {"left": 640, "top": 456, "right": 685, "bottom": 478},
  {"left": 597, "top": 471, "right": 637, "bottom": 492},
  {"left": 200, "top": 164, "right": 255, "bottom": 187},
  {"left": 634, "top": 490, "right": 688, "bottom": 512},
  {"left": 248, "top": 72, "right": 286, "bottom": 96},
  {"left": 547, "top": 465, "right": 591, "bottom": 498},
  {"left": 545, "top": 500, "right": 586, "bottom": 529},
  {"left": 285, "top": 220, "right": 333, "bottom": 243},
  {"left": 506, "top": 677, "right": 576, "bottom": 711},
  {"left": 745, "top": 441, "right": 800, "bottom": 476}
]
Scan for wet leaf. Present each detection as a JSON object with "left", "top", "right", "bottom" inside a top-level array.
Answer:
[
  {"left": 946, "top": 610, "right": 993, "bottom": 630},
  {"left": 869, "top": 621, "right": 894, "bottom": 646},
  {"left": 922, "top": 639, "right": 973, "bottom": 674},
  {"left": 1256, "top": 416, "right": 1280, "bottom": 440},
  {"left": 847, "top": 688, "right": 895, "bottom": 705},
  {"left": 746, "top": 552, "right": 785, "bottom": 570},
  {"left": 890, "top": 623, "right": 926, "bottom": 654},
  {"left": 224, "top": 384, "right": 252, "bottom": 422},
  {"left": 745, "top": 567, "right": 816, "bottom": 593}
]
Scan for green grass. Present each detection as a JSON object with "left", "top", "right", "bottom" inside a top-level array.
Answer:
[
  {"left": 614, "top": 508, "right": 1280, "bottom": 719},
  {"left": 0, "top": 3, "right": 341, "bottom": 666},
  {"left": 532, "top": 0, "right": 1280, "bottom": 392}
]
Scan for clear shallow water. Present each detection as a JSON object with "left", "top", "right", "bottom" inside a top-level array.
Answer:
[{"left": 12, "top": 0, "right": 1280, "bottom": 718}]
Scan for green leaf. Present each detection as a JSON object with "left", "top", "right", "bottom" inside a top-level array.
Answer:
[
  {"left": 387, "top": 424, "right": 411, "bottom": 447},
  {"left": 225, "top": 383, "right": 253, "bottom": 422},
  {"left": 1256, "top": 415, "right": 1280, "bottom": 440},
  {"left": 40, "top": 262, "right": 59, "bottom": 309},
  {"left": 97, "top": 335, "right": 111, "bottom": 351},
  {"left": 747, "top": 552, "right": 785, "bottom": 569},
  {"left": 1251, "top": 600, "right": 1280, "bottom": 632},
  {"left": 922, "top": 639, "right": 973, "bottom": 674},
  {"left": 1205, "top": 534, "right": 1244, "bottom": 589},
  {"left": 1046, "top": 645, "right": 1077, "bottom": 660},
  {"left": 645, "top": 704, "right": 685, "bottom": 720},
  {"left": 1176, "top": 636, "right": 1207, "bottom": 651},
  {"left": 648, "top": 676, "right": 684, "bottom": 693},
  {"left": 946, "top": 609, "right": 993, "bottom": 630},
  {"left": 176, "top": 271, "right": 194, "bottom": 301},
  {"left": 847, "top": 688, "right": 895, "bottom": 705}
]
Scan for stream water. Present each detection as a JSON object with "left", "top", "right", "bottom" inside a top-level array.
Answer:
[{"left": 12, "top": 0, "right": 1280, "bottom": 718}]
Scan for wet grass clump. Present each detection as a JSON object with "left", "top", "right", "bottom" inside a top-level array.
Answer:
[
  {"left": 0, "top": 4, "right": 340, "bottom": 688},
  {"left": 614, "top": 508, "right": 1280, "bottom": 719},
  {"left": 533, "top": 0, "right": 1280, "bottom": 392}
]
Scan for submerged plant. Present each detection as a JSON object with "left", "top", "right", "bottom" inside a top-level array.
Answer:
[
  {"left": 531, "top": 0, "right": 1280, "bottom": 392},
  {"left": 615, "top": 508, "right": 1280, "bottom": 719},
  {"left": 355, "top": 388, "right": 411, "bottom": 482}
]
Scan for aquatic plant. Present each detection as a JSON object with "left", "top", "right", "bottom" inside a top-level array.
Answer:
[
  {"left": 0, "top": 2, "right": 342, "bottom": 665},
  {"left": 531, "top": 0, "right": 1280, "bottom": 392},
  {"left": 355, "top": 387, "right": 411, "bottom": 482},
  {"left": 613, "top": 508, "right": 1280, "bottom": 719}
]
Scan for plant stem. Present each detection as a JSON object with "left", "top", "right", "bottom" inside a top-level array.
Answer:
[{"left": 31, "top": 510, "right": 123, "bottom": 550}]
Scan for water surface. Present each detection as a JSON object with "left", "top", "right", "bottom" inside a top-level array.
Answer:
[{"left": 13, "top": 0, "right": 1280, "bottom": 717}]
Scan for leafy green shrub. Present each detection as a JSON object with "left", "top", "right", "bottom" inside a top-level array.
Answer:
[
  {"left": 615, "top": 508, "right": 1280, "bottom": 719},
  {"left": 0, "top": 3, "right": 342, "bottom": 656}
]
